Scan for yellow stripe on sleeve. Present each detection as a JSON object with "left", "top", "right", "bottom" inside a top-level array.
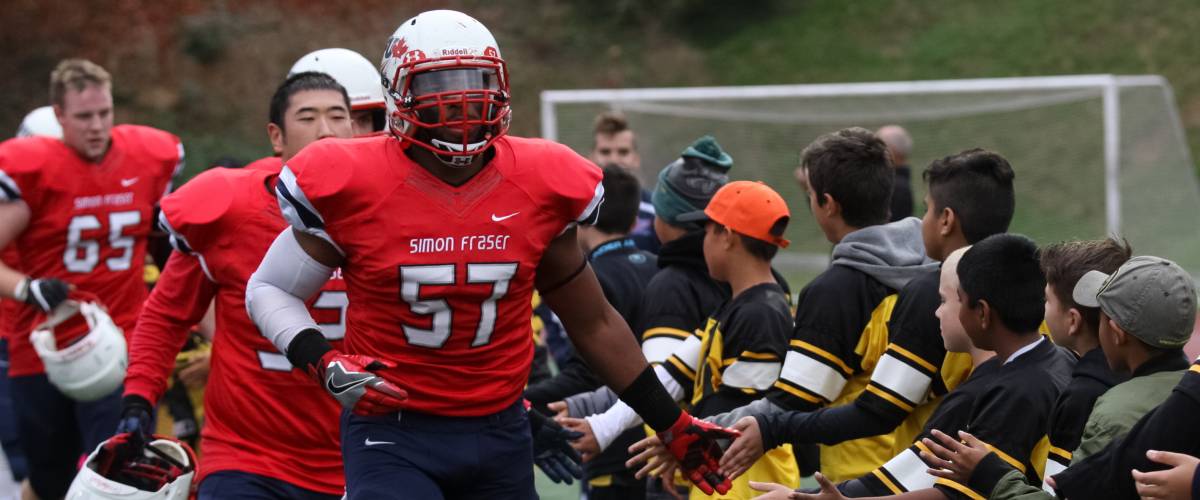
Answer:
[
  {"left": 1189, "top": 364, "right": 1200, "bottom": 374},
  {"left": 886, "top": 344, "right": 938, "bottom": 373},
  {"left": 642, "top": 327, "right": 693, "bottom": 340},
  {"left": 982, "top": 442, "right": 1027, "bottom": 473},
  {"left": 865, "top": 384, "right": 916, "bottom": 413},
  {"left": 739, "top": 351, "right": 781, "bottom": 361},
  {"left": 1048, "top": 445, "right": 1073, "bottom": 462},
  {"left": 789, "top": 340, "right": 854, "bottom": 376},
  {"left": 934, "top": 478, "right": 986, "bottom": 500},
  {"left": 773, "top": 381, "right": 824, "bottom": 404},
  {"left": 871, "top": 469, "right": 904, "bottom": 494},
  {"left": 666, "top": 356, "right": 696, "bottom": 381}
]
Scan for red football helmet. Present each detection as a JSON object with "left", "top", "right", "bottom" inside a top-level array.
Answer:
[{"left": 380, "top": 10, "right": 511, "bottom": 167}]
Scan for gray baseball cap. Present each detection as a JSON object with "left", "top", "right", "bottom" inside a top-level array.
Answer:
[{"left": 1073, "top": 256, "right": 1197, "bottom": 349}]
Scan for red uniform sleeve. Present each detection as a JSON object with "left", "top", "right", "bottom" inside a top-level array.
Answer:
[
  {"left": 540, "top": 141, "right": 603, "bottom": 225},
  {"left": 123, "top": 250, "right": 217, "bottom": 404},
  {"left": 0, "top": 137, "right": 49, "bottom": 206}
]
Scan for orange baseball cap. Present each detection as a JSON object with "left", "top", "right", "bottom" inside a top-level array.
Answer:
[{"left": 678, "top": 180, "right": 790, "bottom": 248}]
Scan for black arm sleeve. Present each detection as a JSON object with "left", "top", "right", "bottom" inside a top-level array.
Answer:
[{"left": 756, "top": 400, "right": 898, "bottom": 450}]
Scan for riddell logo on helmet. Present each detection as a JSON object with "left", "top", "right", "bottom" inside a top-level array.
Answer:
[{"left": 441, "top": 48, "right": 474, "bottom": 56}]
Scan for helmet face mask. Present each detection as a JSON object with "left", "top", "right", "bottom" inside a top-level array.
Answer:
[{"left": 381, "top": 10, "right": 511, "bottom": 167}]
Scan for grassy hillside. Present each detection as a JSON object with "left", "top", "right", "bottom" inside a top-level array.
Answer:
[{"left": 696, "top": 0, "right": 1200, "bottom": 166}]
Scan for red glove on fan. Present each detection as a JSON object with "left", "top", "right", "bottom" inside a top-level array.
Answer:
[
  {"left": 658, "top": 411, "right": 740, "bottom": 495},
  {"left": 311, "top": 351, "right": 408, "bottom": 416}
]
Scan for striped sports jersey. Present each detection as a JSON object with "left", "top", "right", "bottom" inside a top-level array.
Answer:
[
  {"left": 857, "top": 269, "right": 976, "bottom": 458},
  {"left": 849, "top": 338, "right": 1074, "bottom": 499},
  {"left": 668, "top": 282, "right": 797, "bottom": 499},
  {"left": 765, "top": 264, "right": 898, "bottom": 481}
]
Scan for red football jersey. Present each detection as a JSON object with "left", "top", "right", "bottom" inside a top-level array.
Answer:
[
  {"left": 279, "top": 135, "right": 603, "bottom": 416},
  {"left": 125, "top": 165, "right": 346, "bottom": 493},
  {"left": 0, "top": 126, "right": 183, "bottom": 376},
  {"left": 244, "top": 155, "right": 283, "bottom": 172}
]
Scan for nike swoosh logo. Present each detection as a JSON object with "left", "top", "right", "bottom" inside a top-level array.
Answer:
[
  {"left": 120, "top": 177, "right": 139, "bottom": 187},
  {"left": 491, "top": 212, "right": 519, "bottom": 222},
  {"left": 364, "top": 438, "right": 395, "bottom": 446},
  {"left": 326, "top": 375, "right": 371, "bottom": 395}
]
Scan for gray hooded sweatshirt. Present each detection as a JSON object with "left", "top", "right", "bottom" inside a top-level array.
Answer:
[{"left": 566, "top": 218, "right": 937, "bottom": 428}]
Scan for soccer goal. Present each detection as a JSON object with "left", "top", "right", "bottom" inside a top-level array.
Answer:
[{"left": 541, "top": 75, "right": 1200, "bottom": 279}]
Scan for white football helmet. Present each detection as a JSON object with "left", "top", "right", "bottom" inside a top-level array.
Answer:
[
  {"left": 30, "top": 300, "right": 127, "bottom": 402},
  {"left": 380, "top": 9, "right": 510, "bottom": 166},
  {"left": 16, "top": 106, "right": 63, "bottom": 138},
  {"left": 68, "top": 434, "right": 197, "bottom": 500},
  {"left": 289, "top": 48, "right": 386, "bottom": 112}
]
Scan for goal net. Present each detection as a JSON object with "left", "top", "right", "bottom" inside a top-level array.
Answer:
[{"left": 541, "top": 75, "right": 1200, "bottom": 280}]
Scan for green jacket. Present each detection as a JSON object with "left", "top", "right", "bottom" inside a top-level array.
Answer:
[{"left": 979, "top": 352, "right": 1189, "bottom": 499}]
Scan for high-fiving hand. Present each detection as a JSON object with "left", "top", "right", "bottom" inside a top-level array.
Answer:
[{"left": 658, "top": 412, "right": 740, "bottom": 495}]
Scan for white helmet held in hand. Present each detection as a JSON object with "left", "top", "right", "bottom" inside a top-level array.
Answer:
[
  {"left": 289, "top": 48, "right": 386, "bottom": 112},
  {"left": 30, "top": 300, "right": 127, "bottom": 402},
  {"left": 16, "top": 106, "right": 63, "bottom": 139},
  {"left": 68, "top": 434, "right": 197, "bottom": 500}
]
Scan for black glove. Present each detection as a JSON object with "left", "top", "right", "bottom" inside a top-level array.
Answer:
[
  {"left": 115, "top": 395, "right": 155, "bottom": 449},
  {"left": 529, "top": 408, "right": 584, "bottom": 484},
  {"left": 17, "top": 277, "right": 70, "bottom": 312}
]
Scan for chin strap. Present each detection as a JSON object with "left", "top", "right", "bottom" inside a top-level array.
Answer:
[{"left": 430, "top": 138, "right": 488, "bottom": 168}]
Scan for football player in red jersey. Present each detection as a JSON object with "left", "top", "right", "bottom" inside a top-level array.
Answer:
[
  {"left": 244, "top": 48, "right": 387, "bottom": 173},
  {"left": 0, "top": 59, "right": 183, "bottom": 500},
  {"left": 246, "top": 9, "right": 737, "bottom": 499},
  {"left": 119, "top": 72, "right": 356, "bottom": 499}
]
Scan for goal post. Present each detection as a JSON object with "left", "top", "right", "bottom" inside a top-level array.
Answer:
[{"left": 541, "top": 75, "right": 1200, "bottom": 279}]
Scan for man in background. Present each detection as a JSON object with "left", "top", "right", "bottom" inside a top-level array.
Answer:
[
  {"left": 877, "top": 125, "right": 914, "bottom": 221},
  {"left": 592, "top": 112, "right": 659, "bottom": 253}
]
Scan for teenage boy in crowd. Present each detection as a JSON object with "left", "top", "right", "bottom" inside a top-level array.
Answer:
[
  {"left": 1030, "top": 239, "right": 1129, "bottom": 488},
  {"left": 920, "top": 254, "right": 1196, "bottom": 500},
  {"left": 757, "top": 234, "right": 1076, "bottom": 500},
  {"left": 524, "top": 164, "right": 659, "bottom": 495},
  {"left": 552, "top": 137, "right": 735, "bottom": 498},
  {"left": 614, "top": 128, "right": 939, "bottom": 485},
  {"left": 569, "top": 180, "right": 800, "bottom": 499},
  {"left": 690, "top": 127, "right": 937, "bottom": 482},
  {"left": 719, "top": 148, "right": 1017, "bottom": 481}
]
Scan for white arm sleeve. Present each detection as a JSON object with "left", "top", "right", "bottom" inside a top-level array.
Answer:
[
  {"left": 585, "top": 364, "right": 683, "bottom": 451},
  {"left": 246, "top": 229, "right": 334, "bottom": 353}
]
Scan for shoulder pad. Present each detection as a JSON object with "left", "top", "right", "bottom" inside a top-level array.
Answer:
[
  {"left": 113, "top": 125, "right": 182, "bottom": 163},
  {"left": 159, "top": 168, "right": 244, "bottom": 254},
  {"left": 244, "top": 156, "right": 283, "bottom": 173}
]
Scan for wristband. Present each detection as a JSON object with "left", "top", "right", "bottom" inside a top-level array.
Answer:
[
  {"left": 285, "top": 328, "right": 335, "bottom": 373},
  {"left": 617, "top": 365, "right": 682, "bottom": 432}
]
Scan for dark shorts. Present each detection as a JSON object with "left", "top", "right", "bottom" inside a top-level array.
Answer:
[
  {"left": 10, "top": 373, "right": 121, "bottom": 499},
  {"left": 341, "top": 400, "right": 536, "bottom": 500},
  {"left": 199, "top": 470, "right": 342, "bottom": 500},
  {"left": 0, "top": 340, "right": 27, "bottom": 481}
]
